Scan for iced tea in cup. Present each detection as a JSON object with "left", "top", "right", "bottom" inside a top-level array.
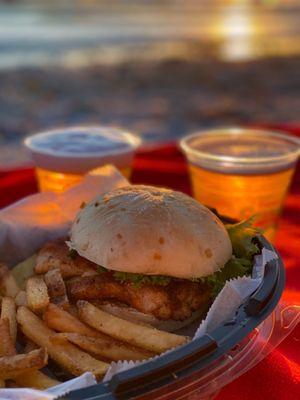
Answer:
[
  {"left": 180, "top": 128, "right": 299, "bottom": 241},
  {"left": 24, "top": 126, "right": 140, "bottom": 193}
]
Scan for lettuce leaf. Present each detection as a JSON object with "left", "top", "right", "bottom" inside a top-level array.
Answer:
[
  {"left": 203, "top": 218, "right": 261, "bottom": 296},
  {"left": 113, "top": 271, "right": 171, "bottom": 287},
  {"left": 200, "top": 256, "right": 253, "bottom": 297},
  {"left": 226, "top": 218, "right": 261, "bottom": 259},
  {"left": 96, "top": 266, "right": 172, "bottom": 287}
]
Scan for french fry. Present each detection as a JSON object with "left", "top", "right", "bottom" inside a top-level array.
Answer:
[
  {"left": 52, "top": 333, "right": 152, "bottom": 362},
  {"left": 18, "top": 340, "right": 60, "bottom": 389},
  {"left": 24, "top": 339, "right": 39, "bottom": 353},
  {"left": 5, "top": 381, "right": 18, "bottom": 388},
  {"left": 77, "top": 301, "right": 189, "bottom": 353},
  {"left": 45, "top": 304, "right": 151, "bottom": 360},
  {"left": 15, "top": 371, "right": 60, "bottom": 390},
  {"left": 26, "top": 276, "right": 49, "bottom": 312},
  {"left": 68, "top": 304, "right": 79, "bottom": 317},
  {"left": 12, "top": 255, "right": 37, "bottom": 289},
  {"left": 15, "top": 290, "right": 27, "bottom": 307},
  {"left": 1, "top": 297, "right": 17, "bottom": 343},
  {"left": 44, "top": 303, "right": 103, "bottom": 338},
  {"left": 44, "top": 269, "right": 69, "bottom": 310},
  {"left": 0, "top": 309, "right": 55, "bottom": 389},
  {"left": 17, "top": 306, "right": 108, "bottom": 378},
  {"left": 0, "top": 348, "right": 48, "bottom": 379},
  {"left": 0, "top": 263, "right": 20, "bottom": 298},
  {"left": 0, "top": 318, "right": 16, "bottom": 356}
]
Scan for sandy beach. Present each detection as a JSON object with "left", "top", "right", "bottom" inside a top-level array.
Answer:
[
  {"left": 1, "top": 55, "right": 300, "bottom": 167},
  {"left": 1, "top": 1, "right": 300, "bottom": 167}
]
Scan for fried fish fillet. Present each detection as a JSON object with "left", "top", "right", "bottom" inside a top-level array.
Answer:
[
  {"left": 35, "top": 240, "right": 97, "bottom": 278},
  {"left": 67, "top": 274, "right": 211, "bottom": 321}
]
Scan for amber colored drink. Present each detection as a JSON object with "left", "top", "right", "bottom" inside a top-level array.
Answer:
[
  {"left": 24, "top": 126, "right": 140, "bottom": 194},
  {"left": 181, "top": 129, "right": 299, "bottom": 241},
  {"left": 36, "top": 166, "right": 132, "bottom": 193},
  {"left": 189, "top": 164, "right": 295, "bottom": 240}
]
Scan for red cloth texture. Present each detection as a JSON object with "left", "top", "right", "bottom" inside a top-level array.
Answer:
[{"left": 0, "top": 125, "right": 299, "bottom": 399}]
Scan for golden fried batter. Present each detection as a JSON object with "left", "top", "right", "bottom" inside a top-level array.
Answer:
[
  {"left": 67, "top": 274, "right": 211, "bottom": 321},
  {"left": 35, "top": 239, "right": 97, "bottom": 278}
]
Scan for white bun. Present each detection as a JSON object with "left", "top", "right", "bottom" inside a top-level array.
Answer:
[
  {"left": 95, "top": 301, "right": 207, "bottom": 332},
  {"left": 70, "top": 185, "right": 232, "bottom": 279}
]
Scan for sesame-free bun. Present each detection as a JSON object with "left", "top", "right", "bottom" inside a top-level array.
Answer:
[{"left": 70, "top": 185, "right": 232, "bottom": 279}]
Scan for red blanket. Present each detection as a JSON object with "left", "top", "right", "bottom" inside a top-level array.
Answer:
[{"left": 0, "top": 125, "right": 299, "bottom": 399}]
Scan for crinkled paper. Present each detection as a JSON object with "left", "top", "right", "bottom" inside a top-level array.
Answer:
[{"left": 0, "top": 165, "right": 277, "bottom": 398}]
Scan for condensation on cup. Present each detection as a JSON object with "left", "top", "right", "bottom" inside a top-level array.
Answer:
[
  {"left": 24, "top": 126, "right": 141, "bottom": 193},
  {"left": 180, "top": 128, "right": 300, "bottom": 241}
]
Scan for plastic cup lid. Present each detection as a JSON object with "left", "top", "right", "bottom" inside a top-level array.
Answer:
[
  {"left": 24, "top": 126, "right": 141, "bottom": 174},
  {"left": 180, "top": 128, "right": 300, "bottom": 174}
]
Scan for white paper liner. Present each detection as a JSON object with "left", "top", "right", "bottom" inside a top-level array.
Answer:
[
  {"left": 46, "top": 372, "right": 97, "bottom": 398},
  {"left": 103, "top": 248, "right": 277, "bottom": 380},
  {"left": 0, "top": 165, "right": 127, "bottom": 266},
  {"left": 0, "top": 166, "right": 278, "bottom": 398},
  {"left": 195, "top": 248, "right": 276, "bottom": 338},
  {"left": 0, "top": 373, "right": 96, "bottom": 400},
  {"left": 0, "top": 389, "right": 54, "bottom": 400}
]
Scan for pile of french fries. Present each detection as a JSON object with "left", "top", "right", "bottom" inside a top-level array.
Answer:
[{"left": 0, "top": 258, "right": 189, "bottom": 390}]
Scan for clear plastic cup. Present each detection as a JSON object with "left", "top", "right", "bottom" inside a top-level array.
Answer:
[
  {"left": 180, "top": 128, "right": 300, "bottom": 241},
  {"left": 24, "top": 126, "right": 141, "bottom": 193}
]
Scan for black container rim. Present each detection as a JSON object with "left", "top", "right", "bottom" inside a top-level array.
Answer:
[{"left": 60, "top": 236, "right": 285, "bottom": 400}]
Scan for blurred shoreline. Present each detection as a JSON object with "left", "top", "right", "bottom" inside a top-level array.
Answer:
[
  {"left": 1, "top": 55, "right": 300, "bottom": 167},
  {"left": 1, "top": 1, "right": 300, "bottom": 69},
  {"left": 1, "top": 1, "right": 300, "bottom": 167}
]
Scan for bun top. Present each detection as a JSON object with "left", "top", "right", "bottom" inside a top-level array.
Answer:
[{"left": 70, "top": 185, "right": 232, "bottom": 279}]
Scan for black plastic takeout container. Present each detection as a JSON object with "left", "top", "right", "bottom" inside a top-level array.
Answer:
[{"left": 60, "top": 235, "right": 285, "bottom": 400}]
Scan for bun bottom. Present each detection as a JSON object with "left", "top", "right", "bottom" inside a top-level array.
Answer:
[{"left": 95, "top": 301, "right": 208, "bottom": 332}]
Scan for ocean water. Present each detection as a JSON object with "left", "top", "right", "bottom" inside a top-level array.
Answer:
[
  {"left": 1, "top": 1, "right": 300, "bottom": 167},
  {"left": 1, "top": 1, "right": 300, "bottom": 69}
]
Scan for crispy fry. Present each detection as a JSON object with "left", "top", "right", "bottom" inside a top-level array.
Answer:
[
  {"left": 15, "top": 290, "right": 27, "bottom": 307},
  {"left": 1, "top": 297, "right": 17, "bottom": 343},
  {"left": 24, "top": 339, "right": 39, "bottom": 353},
  {"left": 68, "top": 304, "right": 79, "bottom": 317},
  {"left": 44, "top": 303, "right": 103, "bottom": 338},
  {"left": 5, "top": 381, "right": 18, "bottom": 388},
  {"left": 52, "top": 333, "right": 152, "bottom": 362},
  {"left": 16, "top": 338, "right": 58, "bottom": 389},
  {"left": 0, "top": 318, "right": 16, "bottom": 356},
  {"left": 15, "top": 371, "right": 60, "bottom": 390},
  {"left": 0, "top": 303, "right": 54, "bottom": 389},
  {"left": 12, "top": 255, "right": 37, "bottom": 290},
  {"left": 44, "top": 269, "right": 69, "bottom": 310},
  {"left": 26, "top": 276, "right": 49, "bottom": 312},
  {"left": 0, "top": 348, "right": 48, "bottom": 379},
  {"left": 17, "top": 306, "right": 108, "bottom": 378},
  {"left": 77, "top": 301, "right": 189, "bottom": 353},
  {"left": 0, "top": 263, "right": 20, "bottom": 298},
  {"left": 45, "top": 304, "right": 152, "bottom": 360}
]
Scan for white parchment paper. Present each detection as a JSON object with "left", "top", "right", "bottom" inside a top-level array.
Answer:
[
  {"left": 0, "top": 165, "right": 127, "bottom": 266},
  {"left": 0, "top": 165, "right": 277, "bottom": 399},
  {"left": 103, "top": 248, "right": 277, "bottom": 381},
  {"left": 0, "top": 373, "right": 96, "bottom": 400}
]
